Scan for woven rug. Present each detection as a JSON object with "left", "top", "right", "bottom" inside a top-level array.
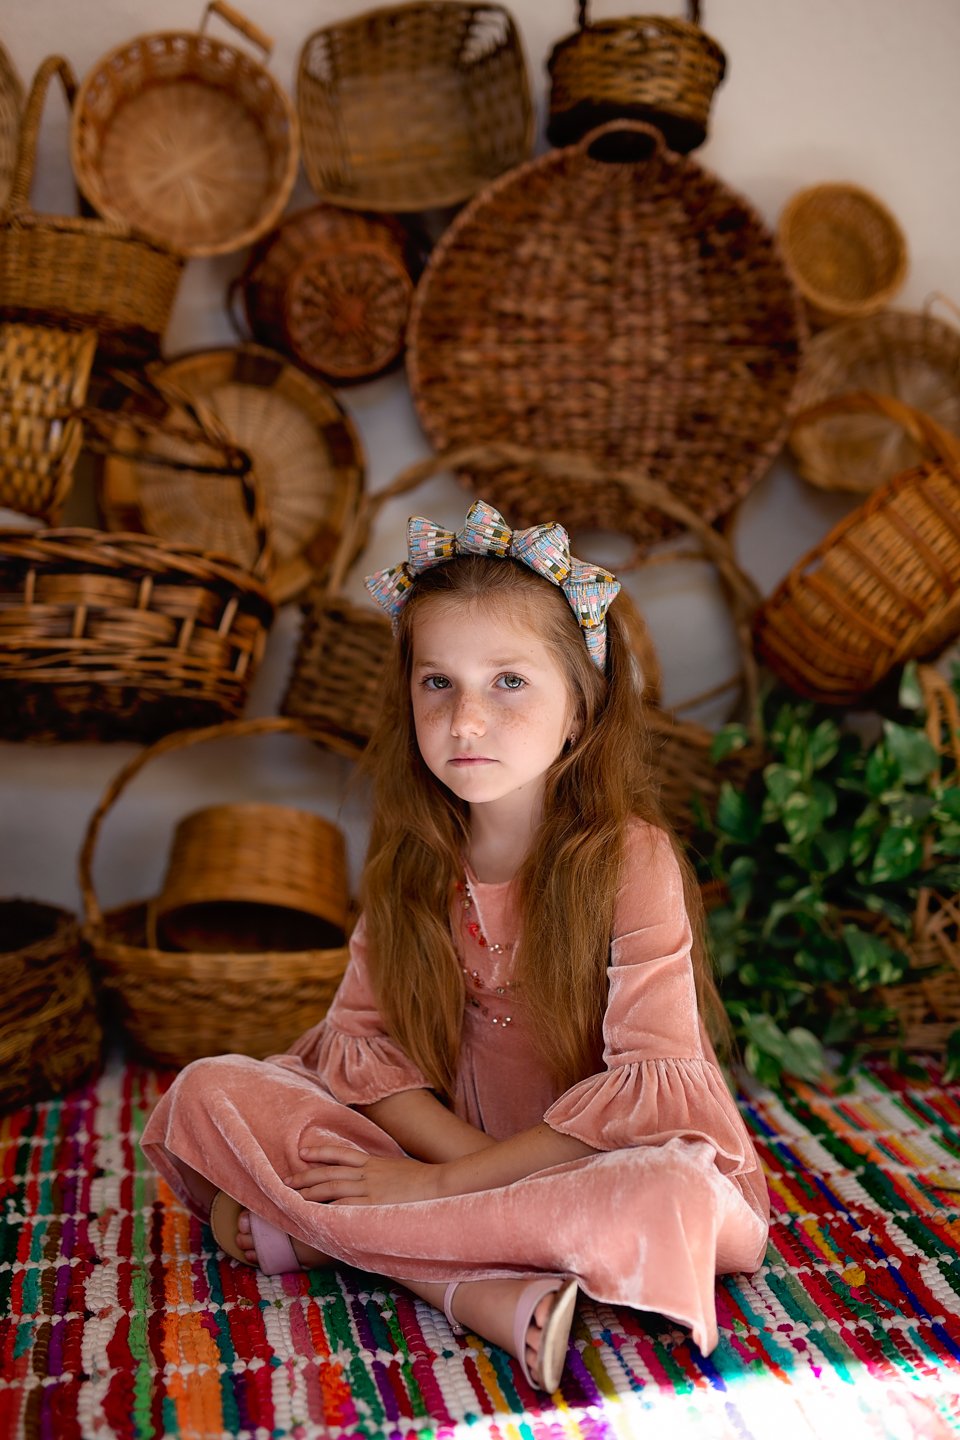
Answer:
[{"left": 2, "top": 1058, "right": 960, "bottom": 1440}]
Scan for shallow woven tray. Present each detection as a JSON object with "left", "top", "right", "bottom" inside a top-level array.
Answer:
[
  {"left": 778, "top": 181, "right": 908, "bottom": 328},
  {"left": 407, "top": 121, "right": 805, "bottom": 549}
]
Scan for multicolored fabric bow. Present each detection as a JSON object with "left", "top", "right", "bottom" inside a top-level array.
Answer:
[{"left": 364, "top": 500, "right": 620, "bottom": 669}]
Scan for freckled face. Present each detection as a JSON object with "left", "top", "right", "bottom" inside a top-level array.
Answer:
[{"left": 410, "top": 599, "right": 574, "bottom": 820}]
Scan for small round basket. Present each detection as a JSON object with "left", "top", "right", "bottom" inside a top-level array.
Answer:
[
  {"left": 787, "top": 305, "right": 960, "bottom": 495},
  {"left": 1, "top": 898, "right": 102, "bottom": 1111},
  {"left": 80, "top": 717, "right": 358, "bottom": 1068},
  {"left": 71, "top": 2, "right": 299, "bottom": 257},
  {"left": 778, "top": 182, "right": 908, "bottom": 328},
  {"left": 0, "top": 38, "right": 23, "bottom": 211}
]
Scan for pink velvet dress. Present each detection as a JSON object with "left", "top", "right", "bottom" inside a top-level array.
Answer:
[{"left": 141, "top": 822, "right": 769, "bottom": 1355}]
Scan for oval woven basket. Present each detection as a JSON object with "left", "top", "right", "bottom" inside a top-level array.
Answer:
[
  {"left": 788, "top": 305, "right": 960, "bottom": 495},
  {"left": 232, "top": 205, "right": 417, "bottom": 382},
  {"left": 778, "top": 182, "right": 908, "bottom": 328},
  {"left": 0, "top": 320, "right": 97, "bottom": 523},
  {"left": 0, "top": 56, "right": 183, "bottom": 365},
  {"left": 0, "top": 38, "right": 23, "bottom": 211},
  {"left": 297, "top": 1, "right": 533, "bottom": 213},
  {"left": 71, "top": 2, "right": 299, "bottom": 257},
  {"left": 407, "top": 121, "right": 805, "bottom": 550},
  {"left": 0, "top": 527, "right": 274, "bottom": 742},
  {"left": 753, "top": 391, "right": 960, "bottom": 705},
  {"left": 1, "top": 898, "right": 103, "bottom": 1110},
  {"left": 547, "top": 0, "right": 727, "bottom": 154},
  {"left": 79, "top": 716, "right": 357, "bottom": 1068}
]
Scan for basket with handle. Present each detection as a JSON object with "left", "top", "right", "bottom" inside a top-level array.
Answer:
[
  {"left": 79, "top": 716, "right": 357, "bottom": 1067},
  {"left": 71, "top": 1, "right": 299, "bottom": 257},
  {"left": 753, "top": 390, "right": 960, "bottom": 705},
  {"left": 546, "top": 0, "right": 727, "bottom": 153},
  {"left": 0, "top": 55, "right": 183, "bottom": 365},
  {"left": 296, "top": 1, "right": 533, "bottom": 213},
  {"left": 0, "top": 38, "right": 23, "bottom": 211},
  {"left": 778, "top": 182, "right": 908, "bottom": 329},
  {"left": 282, "top": 442, "right": 765, "bottom": 839}
]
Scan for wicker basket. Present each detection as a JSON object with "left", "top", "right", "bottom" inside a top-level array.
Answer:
[
  {"left": 0, "top": 56, "right": 183, "bottom": 364},
  {"left": 297, "top": 1, "right": 533, "bottom": 213},
  {"left": 778, "top": 182, "right": 908, "bottom": 329},
  {"left": 547, "top": 0, "right": 726, "bottom": 153},
  {"left": 100, "top": 346, "right": 365, "bottom": 604},
  {"left": 0, "top": 38, "right": 23, "bottom": 211},
  {"left": 1, "top": 899, "right": 103, "bottom": 1110},
  {"left": 0, "top": 527, "right": 274, "bottom": 742},
  {"left": 80, "top": 717, "right": 357, "bottom": 1067},
  {"left": 406, "top": 121, "right": 805, "bottom": 550},
  {"left": 231, "top": 205, "right": 417, "bottom": 383},
  {"left": 753, "top": 391, "right": 960, "bottom": 705},
  {"left": 788, "top": 305, "right": 960, "bottom": 495},
  {"left": 0, "top": 321, "right": 97, "bottom": 523},
  {"left": 71, "top": 1, "right": 299, "bottom": 258}
]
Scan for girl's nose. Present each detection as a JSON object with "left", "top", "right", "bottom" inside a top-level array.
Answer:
[{"left": 450, "top": 691, "right": 485, "bottom": 737}]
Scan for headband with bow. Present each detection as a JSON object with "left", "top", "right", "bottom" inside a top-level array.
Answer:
[{"left": 364, "top": 500, "right": 620, "bottom": 669}]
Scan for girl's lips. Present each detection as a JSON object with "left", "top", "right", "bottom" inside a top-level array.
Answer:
[{"left": 449, "top": 756, "right": 495, "bottom": 765}]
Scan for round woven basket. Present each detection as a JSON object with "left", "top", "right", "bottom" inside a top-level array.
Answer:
[
  {"left": 407, "top": 121, "right": 805, "bottom": 550},
  {"left": 1, "top": 898, "right": 102, "bottom": 1110},
  {"left": 0, "top": 321, "right": 97, "bottom": 523},
  {"left": 547, "top": 0, "right": 727, "bottom": 154},
  {"left": 80, "top": 716, "right": 357, "bottom": 1068},
  {"left": 0, "top": 38, "right": 23, "bottom": 211},
  {"left": 753, "top": 391, "right": 960, "bottom": 705},
  {"left": 787, "top": 305, "right": 960, "bottom": 495},
  {"left": 297, "top": 1, "right": 533, "bottom": 213},
  {"left": 0, "top": 527, "right": 274, "bottom": 742},
  {"left": 778, "top": 182, "right": 908, "bottom": 328},
  {"left": 71, "top": 2, "right": 299, "bottom": 257}
]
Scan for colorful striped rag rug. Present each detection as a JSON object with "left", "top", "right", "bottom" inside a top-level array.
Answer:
[{"left": 2, "top": 1056, "right": 960, "bottom": 1439}]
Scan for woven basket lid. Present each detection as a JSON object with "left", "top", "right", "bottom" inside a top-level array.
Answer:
[{"left": 407, "top": 122, "right": 806, "bottom": 549}]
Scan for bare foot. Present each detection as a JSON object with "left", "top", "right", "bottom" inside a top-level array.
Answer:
[{"left": 235, "top": 1209, "right": 333, "bottom": 1270}]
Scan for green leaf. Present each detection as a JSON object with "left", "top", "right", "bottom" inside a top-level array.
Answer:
[
  {"left": 781, "top": 1027, "right": 827, "bottom": 1082},
  {"left": 934, "top": 788, "right": 960, "bottom": 822},
  {"left": 898, "top": 662, "right": 924, "bottom": 712},
  {"left": 842, "top": 925, "right": 907, "bottom": 988},
  {"left": 727, "top": 854, "right": 757, "bottom": 916},
  {"left": 866, "top": 747, "right": 899, "bottom": 796},
  {"left": 763, "top": 763, "right": 803, "bottom": 811},
  {"left": 812, "top": 829, "right": 850, "bottom": 874},
  {"left": 781, "top": 791, "right": 830, "bottom": 844},
  {"left": 808, "top": 719, "right": 841, "bottom": 770},
  {"left": 715, "top": 783, "right": 761, "bottom": 844},
  {"left": 882, "top": 721, "right": 939, "bottom": 785},
  {"left": 710, "top": 724, "right": 751, "bottom": 763},
  {"left": 869, "top": 826, "right": 923, "bottom": 883}
]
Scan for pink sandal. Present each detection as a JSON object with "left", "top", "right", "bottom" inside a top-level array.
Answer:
[
  {"left": 443, "top": 1275, "right": 578, "bottom": 1392},
  {"left": 209, "top": 1191, "right": 309, "bottom": 1275}
]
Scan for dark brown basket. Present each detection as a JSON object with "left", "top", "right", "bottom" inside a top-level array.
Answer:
[
  {"left": 1, "top": 899, "right": 102, "bottom": 1111},
  {"left": 406, "top": 121, "right": 805, "bottom": 551},
  {"left": 297, "top": 1, "right": 533, "bottom": 213},
  {"left": 547, "top": 0, "right": 727, "bottom": 153}
]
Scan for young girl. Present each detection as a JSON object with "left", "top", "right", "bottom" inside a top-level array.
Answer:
[{"left": 141, "top": 500, "right": 769, "bottom": 1393}]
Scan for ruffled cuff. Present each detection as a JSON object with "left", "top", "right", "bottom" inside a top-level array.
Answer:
[
  {"left": 543, "top": 1057, "right": 754, "bottom": 1176},
  {"left": 292, "top": 1021, "right": 430, "bottom": 1106}
]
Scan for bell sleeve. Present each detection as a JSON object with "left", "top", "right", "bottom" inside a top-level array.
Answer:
[
  {"left": 543, "top": 823, "right": 755, "bottom": 1175},
  {"left": 289, "top": 914, "right": 431, "bottom": 1104}
]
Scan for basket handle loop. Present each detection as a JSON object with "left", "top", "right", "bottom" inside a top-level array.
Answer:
[
  {"left": 5, "top": 54, "right": 77, "bottom": 218},
  {"left": 201, "top": 0, "right": 274, "bottom": 59},
  {"left": 576, "top": 120, "right": 668, "bottom": 175},
  {"left": 79, "top": 715, "right": 360, "bottom": 935},
  {"left": 790, "top": 389, "right": 960, "bottom": 471}
]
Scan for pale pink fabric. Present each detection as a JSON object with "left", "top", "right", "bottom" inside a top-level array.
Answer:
[{"left": 141, "top": 821, "right": 769, "bottom": 1354}]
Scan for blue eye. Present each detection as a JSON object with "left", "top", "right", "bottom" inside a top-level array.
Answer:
[
  {"left": 499, "top": 674, "right": 525, "bottom": 690},
  {"left": 422, "top": 675, "right": 451, "bottom": 690}
]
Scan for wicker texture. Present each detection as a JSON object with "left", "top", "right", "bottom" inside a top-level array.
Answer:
[
  {"left": 778, "top": 183, "right": 908, "bottom": 327},
  {"left": 234, "top": 205, "right": 416, "bottom": 382},
  {"left": 788, "top": 306, "right": 960, "bottom": 495},
  {"left": 71, "top": 2, "right": 299, "bottom": 257},
  {"left": 754, "top": 391, "right": 960, "bottom": 705},
  {"left": 80, "top": 717, "right": 356, "bottom": 1068},
  {"left": 0, "top": 321, "right": 97, "bottom": 522},
  {"left": 0, "top": 899, "right": 102, "bottom": 1110},
  {"left": 0, "top": 38, "right": 23, "bottom": 211},
  {"left": 547, "top": 0, "right": 726, "bottom": 153},
  {"left": 0, "top": 528, "right": 274, "bottom": 742},
  {"left": 0, "top": 56, "right": 183, "bottom": 364},
  {"left": 297, "top": 2, "right": 533, "bottom": 213},
  {"left": 407, "top": 121, "right": 805, "bottom": 550}
]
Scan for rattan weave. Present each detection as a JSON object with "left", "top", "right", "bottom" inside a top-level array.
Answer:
[
  {"left": 547, "top": 0, "right": 726, "bottom": 153},
  {"left": 0, "top": 56, "right": 183, "bottom": 364},
  {"left": 407, "top": 121, "right": 805, "bottom": 549},
  {"left": 71, "top": 2, "right": 299, "bottom": 257},
  {"left": 753, "top": 391, "right": 960, "bottom": 705},
  {"left": 297, "top": 1, "right": 533, "bottom": 213},
  {"left": 778, "top": 182, "right": 908, "bottom": 328},
  {"left": 0, "top": 38, "right": 23, "bottom": 211}
]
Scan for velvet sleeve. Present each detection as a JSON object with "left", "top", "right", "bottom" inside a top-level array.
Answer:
[
  {"left": 288, "top": 914, "right": 431, "bottom": 1104},
  {"left": 543, "top": 823, "right": 755, "bottom": 1174}
]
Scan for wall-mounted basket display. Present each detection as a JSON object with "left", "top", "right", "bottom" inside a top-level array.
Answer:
[{"left": 778, "top": 181, "right": 908, "bottom": 328}]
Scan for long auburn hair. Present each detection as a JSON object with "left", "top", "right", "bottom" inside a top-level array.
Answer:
[{"left": 360, "top": 554, "right": 729, "bottom": 1100}]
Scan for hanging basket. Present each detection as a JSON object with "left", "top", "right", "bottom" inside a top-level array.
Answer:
[
  {"left": 71, "top": 2, "right": 299, "bottom": 257},
  {"left": 0, "top": 56, "right": 183, "bottom": 365},
  {"left": 778, "top": 182, "right": 908, "bottom": 328},
  {"left": 407, "top": 121, "right": 805, "bottom": 551},
  {"left": 80, "top": 716, "right": 356, "bottom": 1068},
  {"left": 547, "top": 0, "right": 727, "bottom": 153},
  {"left": 0, "top": 38, "right": 23, "bottom": 211},
  {"left": 753, "top": 391, "right": 960, "bottom": 705},
  {"left": 296, "top": 1, "right": 533, "bottom": 213}
]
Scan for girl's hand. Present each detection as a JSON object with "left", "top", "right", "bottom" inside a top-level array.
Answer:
[{"left": 285, "top": 1143, "right": 444, "bottom": 1206}]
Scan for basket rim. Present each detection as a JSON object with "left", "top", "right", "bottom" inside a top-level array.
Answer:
[
  {"left": 777, "top": 180, "right": 909, "bottom": 320},
  {"left": 547, "top": 12, "right": 727, "bottom": 71}
]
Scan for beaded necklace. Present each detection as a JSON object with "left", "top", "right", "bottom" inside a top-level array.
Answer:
[{"left": 457, "top": 875, "right": 515, "bottom": 1027}]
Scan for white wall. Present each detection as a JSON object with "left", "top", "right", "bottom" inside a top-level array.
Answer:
[{"left": 3, "top": 0, "right": 960, "bottom": 919}]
